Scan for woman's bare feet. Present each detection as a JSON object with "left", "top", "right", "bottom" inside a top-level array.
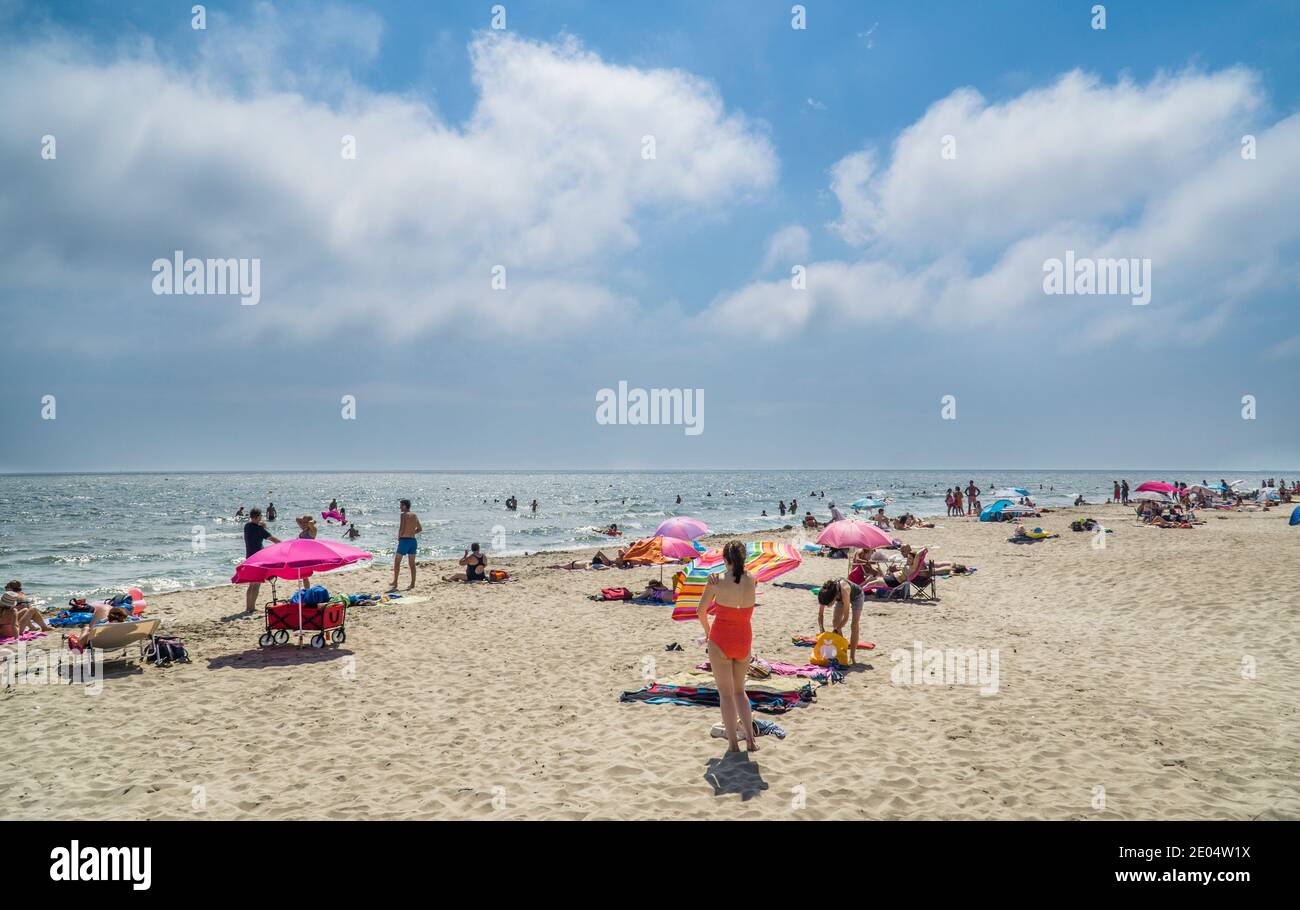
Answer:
[{"left": 745, "top": 737, "right": 760, "bottom": 752}]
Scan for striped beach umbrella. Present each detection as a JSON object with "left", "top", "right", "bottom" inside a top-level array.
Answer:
[{"left": 670, "top": 541, "right": 801, "bottom": 621}]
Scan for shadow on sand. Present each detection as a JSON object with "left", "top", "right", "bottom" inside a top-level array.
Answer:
[
  {"left": 703, "top": 751, "right": 768, "bottom": 801},
  {"left": 206, "top": 646, "right": 353, "bottom": 670}
]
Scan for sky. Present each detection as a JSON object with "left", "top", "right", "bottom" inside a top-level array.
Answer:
[{"left": 2, "top": 0, "right": 1299, "bottom": 473}]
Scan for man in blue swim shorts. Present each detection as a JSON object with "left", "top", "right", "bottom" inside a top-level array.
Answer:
[{"left": 390, "top": 499, "right": 423, "bottom": 591}]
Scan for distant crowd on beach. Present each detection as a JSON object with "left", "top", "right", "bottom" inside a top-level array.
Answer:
[{"left": 227, "top": 475, "right": 1300, "bottom": 617}]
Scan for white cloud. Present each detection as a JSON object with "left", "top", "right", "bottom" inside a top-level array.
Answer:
[
  {"left": 759, "top": 224, "right": 811, "bottom": 273},
  {"left": 1266, "top": 334, "right": 1300, "bottom": 360},
  {"left": 830, "top": 68, "right": 1263, "bottom": 255},
  {"left": 707, "top": 68, "right": 1300, "bottom": 342},
  {"left": 1, "top": 24, "right": 777, "bottom": 340}
]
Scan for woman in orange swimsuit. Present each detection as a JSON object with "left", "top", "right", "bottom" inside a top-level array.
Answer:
[{"left": 696, "top": 540, "right": 758, "bottom": 753}]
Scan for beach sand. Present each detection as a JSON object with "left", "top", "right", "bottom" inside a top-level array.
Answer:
[{"left": 2, "top": 505, "right": 1297, "bottom": 820}]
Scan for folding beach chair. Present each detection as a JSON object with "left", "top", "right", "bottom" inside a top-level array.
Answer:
[
  {"left": 68, "top": 618, "right": 161, "bottom": 667},
  {"left": 909, "top": 556, "right": 939, "bottom": 602},
  {"left": 865, "top": 549, "right": 936, "bottom": 603}
]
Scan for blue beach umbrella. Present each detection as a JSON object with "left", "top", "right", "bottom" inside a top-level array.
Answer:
[
  {"left": 1290, "top": 505, "right": 1300, "bottom": 526},
  {"left": 979, "top": 500, "right": 1013, "bottom": 521}
]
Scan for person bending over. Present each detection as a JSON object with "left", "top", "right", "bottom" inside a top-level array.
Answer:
[{"left": 817, "top": 577, "right": 865, "bottom": 665}]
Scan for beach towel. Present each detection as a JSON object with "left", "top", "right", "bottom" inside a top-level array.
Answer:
[
  {"left": 620, "top": 684, "right": 802, "bottom": 713},
  {"left": 47, "top": 611, "right": 143, "bottom": 628},
  {"left": 48, "top": 611, "right": 96, "bottom": 627},
  {"left": 696, "top": 659, "right": 843, "bottom": 684},
  {"left": 619, "top": 671, "right": 815, "bottom": 714},
  {"left": 0, "top": 631, "right": 47, "bottom": 646}
]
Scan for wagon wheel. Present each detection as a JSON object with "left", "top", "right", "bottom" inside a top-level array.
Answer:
[
  {"left": 310, "top": 633, "right": 326, "bottom": 649},
  {"left": 258, "top": 632, "right": 274, "bottom": 648},
  {"left": 274, "top": 629, "right": 290, "bottom": 645},
  {"left": 332, "top": 629, "right": 346, "bottom": 645}
]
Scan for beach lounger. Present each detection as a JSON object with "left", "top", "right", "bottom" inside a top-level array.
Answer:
[{"left": 68, "top": 618, "right": 161, "bottom": 667}]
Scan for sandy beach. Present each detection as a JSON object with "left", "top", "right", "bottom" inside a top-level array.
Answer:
[{"left": 2, "top": 504, "right": 1296, "bottom": 821}]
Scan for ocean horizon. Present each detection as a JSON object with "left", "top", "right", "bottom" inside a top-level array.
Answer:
[{"left": 3, "top": 468, "right": 1290, "bottom": 603}]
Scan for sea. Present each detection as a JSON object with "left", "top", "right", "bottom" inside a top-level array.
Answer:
[{"left": 0, "top": 470, "right": 1273, "bottom": 603}]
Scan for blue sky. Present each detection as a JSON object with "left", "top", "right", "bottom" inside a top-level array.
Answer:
[{"left": 2, "top": 0, "right": 1298, "bottom": 472}]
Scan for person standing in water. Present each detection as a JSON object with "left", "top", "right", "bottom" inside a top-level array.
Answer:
[
  {"left": 266, "top": 502, "right": 277, "bottom": 522},
  {"left": 695, "top": 540, "right": 758, "bottom": 753},
  {"left": 530, "top": 499, "right": 538, "bottom": 513},
  {"left": 390, "top": 499, "right": 423, "bottom": 591}
]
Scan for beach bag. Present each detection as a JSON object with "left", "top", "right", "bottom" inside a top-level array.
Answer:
[
  {"left": 144, "top": 635, "right": 189, "bottom": 667},
  {"left": 747, "top": 656, "right": 774, "bottom": 679},
  {"left": 600, "top": 587, "right": 633, "bottom": 602},
  {"left": 489, "top": 570, "right": 509, "bottom": 582}
]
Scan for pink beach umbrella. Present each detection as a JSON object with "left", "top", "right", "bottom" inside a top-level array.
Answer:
[
  {"left": 654, "top": 535, "right": 702, "bottom": 561},
  {"left": 817, "top": 519, "right": 894, "bottom": 550},
  {"left": 231, "top": 538, "right": 373, "bottom": 584},
  {"left": 654, "top": 516, "right": 710, "bottom": 541},
  {"left": 1135, "top": 481, "right": 1177, "bottom": 495}
]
